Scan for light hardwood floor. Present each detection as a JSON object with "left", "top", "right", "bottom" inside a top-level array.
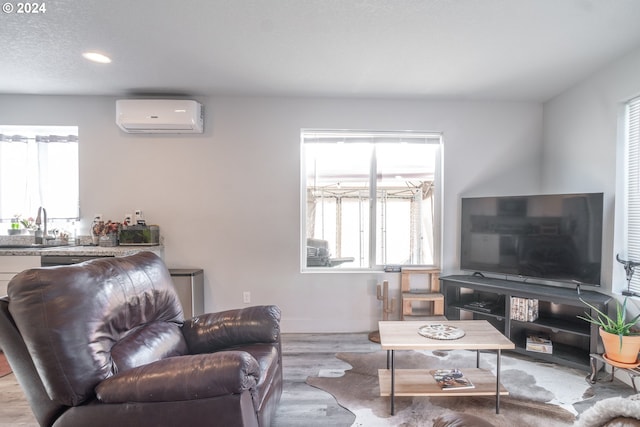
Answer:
[
  {"left": 0, "top": 333, "right": 381, "bottom": 427},
  {"left": 274, "top": 333, "right": 381, "bottom": 426}
]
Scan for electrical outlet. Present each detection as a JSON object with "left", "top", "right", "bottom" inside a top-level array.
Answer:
[{"left": 243, "top": 291, "right": 251, "bottom": 304}]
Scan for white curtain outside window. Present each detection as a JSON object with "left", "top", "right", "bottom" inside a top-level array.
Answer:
[{"left": 0, "top": 126, "right": 79, "bottom": 221}]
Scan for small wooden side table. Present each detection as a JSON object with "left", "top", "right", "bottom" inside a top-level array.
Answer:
[
  {"left": 378, "top": 320, "right": 514, "bottom": 415},
  {"left": 588, "top": 353, "right": 640, "bottom": 392}
]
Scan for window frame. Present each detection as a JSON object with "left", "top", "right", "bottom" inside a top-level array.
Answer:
[{"left": 300, "top": 129, "right": 443, "bottom": 272}]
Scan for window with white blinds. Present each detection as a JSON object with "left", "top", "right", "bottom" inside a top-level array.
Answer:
[{"left": 625, "top": 96, "right": 640, "bottom": 294}]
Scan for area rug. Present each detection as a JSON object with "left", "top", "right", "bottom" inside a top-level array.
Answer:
[
  {"left": 306, "top": 349, "right": 596, "bottom": 427},
  {"left": 0, "top": 352, "right": 10, "bottom": 378}
]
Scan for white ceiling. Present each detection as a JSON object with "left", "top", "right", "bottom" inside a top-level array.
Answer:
[{"left": 2, "top": 0, "right": 640, "bottom": 101}]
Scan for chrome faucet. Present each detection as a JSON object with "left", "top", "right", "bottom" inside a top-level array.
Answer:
[{"left": 35, "top": 207, "right": 47, "bottom": 244}]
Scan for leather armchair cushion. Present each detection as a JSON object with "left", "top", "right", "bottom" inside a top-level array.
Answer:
[
  {"left": 110, "top": 322, "right": 188, "bottom": 373},
  {"left": 96, "top": 351, "right": 260, "bottom": 403},
  {"left": 182, "top": 305, "right": 281, "bottom": 354}
]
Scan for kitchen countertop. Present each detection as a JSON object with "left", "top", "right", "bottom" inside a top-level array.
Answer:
[{"left": 0, "top": 245, "right": 163, "bottom": 257}]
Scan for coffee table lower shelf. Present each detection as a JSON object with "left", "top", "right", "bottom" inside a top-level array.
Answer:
[{"left": 378, "top": 368, "right": 509, "bottom": 397}]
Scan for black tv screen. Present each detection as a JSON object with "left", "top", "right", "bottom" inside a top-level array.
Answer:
[{"left": 460, "top": 193, "right": 603, "bottom": 286}]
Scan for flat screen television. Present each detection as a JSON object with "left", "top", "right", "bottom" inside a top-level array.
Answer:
[{"left": 460, "top": 193, "right": 603, "bottom": 286}]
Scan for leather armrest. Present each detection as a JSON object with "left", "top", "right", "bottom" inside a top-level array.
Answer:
[
  {"left": 95, "top": 351, "right": 259, "bottom": 403},
  {"left": 181, "top": 305, "right": 281, "bottom": 353}
]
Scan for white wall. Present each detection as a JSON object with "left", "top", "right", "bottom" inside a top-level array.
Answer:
[
  {"left": 542, "top": 46, "right": 640, "bottom": 293},
  {"left": 0, "top": 95, "right": 542, "bottom": 332}
]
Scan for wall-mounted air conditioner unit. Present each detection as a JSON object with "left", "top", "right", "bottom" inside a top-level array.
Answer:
[{"left": 116, "top": 99, "right": 204, "bottom": 134}]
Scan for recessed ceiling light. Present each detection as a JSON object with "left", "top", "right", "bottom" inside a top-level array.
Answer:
[{"left": 82, "top": 52, "right": 112, "bottom": 64}]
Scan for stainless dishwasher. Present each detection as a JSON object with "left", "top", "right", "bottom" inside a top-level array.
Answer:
[{"left": 41, "top": 255, "right": 114, "bottom": 266}]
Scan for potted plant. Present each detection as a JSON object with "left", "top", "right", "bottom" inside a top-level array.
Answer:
[
  {"left": 19, "top": 216, "right": 36, "bottom": 232},
  {"left": 92, "top": 220, "right": 121, "bottom": 247},
  {"left": 579, "top": 297, "right": 640, "bottom": 364}
]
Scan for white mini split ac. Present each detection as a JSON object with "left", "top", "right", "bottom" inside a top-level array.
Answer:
[{"left": 116, "top": 99, "right": 204, "bottom": 134}]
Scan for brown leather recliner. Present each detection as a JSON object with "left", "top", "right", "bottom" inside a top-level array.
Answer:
[{"left": 0, "top": 251, "right": 282, "bottom": 427}]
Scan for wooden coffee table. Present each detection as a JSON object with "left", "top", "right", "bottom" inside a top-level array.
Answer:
[{"left": 378, "top": 320, "right": 515, "bottom": 415}]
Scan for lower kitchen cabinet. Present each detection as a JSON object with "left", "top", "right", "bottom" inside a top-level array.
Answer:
[
  {"left": 0, "top": 256, "right": 40, "bottom": 297},
  {"left": 441, "top": 274, "right": 611, "bottom": 370}
]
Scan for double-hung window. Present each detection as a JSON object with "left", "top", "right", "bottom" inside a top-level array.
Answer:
[
  {"left": 0, "top": 125, "right": 79, "bottom": 224},
  {"left": 624, "top": 97, "right": 640, "bottom": 294},
  {"left": 301, "top": 129, "right": 442, "bottom": 270}
]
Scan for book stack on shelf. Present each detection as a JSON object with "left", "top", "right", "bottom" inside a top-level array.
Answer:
[
  {"left": 526, "top": 335, "right": 553, "bottom": 354},
  {"left": 510, "top": 297, "right": 539, "bottom": 322},
  {"left": 430, "top": 368, "right": 475, "bottom": 390}
]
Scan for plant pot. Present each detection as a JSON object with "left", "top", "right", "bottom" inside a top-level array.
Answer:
[
  {"left": 599, "top": 327, "right": 640, "bottom": 364},
  {"left": 98, "top": 233, "right": 118, "bottom": 247}
]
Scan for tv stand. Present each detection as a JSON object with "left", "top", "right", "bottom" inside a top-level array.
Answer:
[{"left": 440, "top": 275, "right": 611, "bottom": 370}]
